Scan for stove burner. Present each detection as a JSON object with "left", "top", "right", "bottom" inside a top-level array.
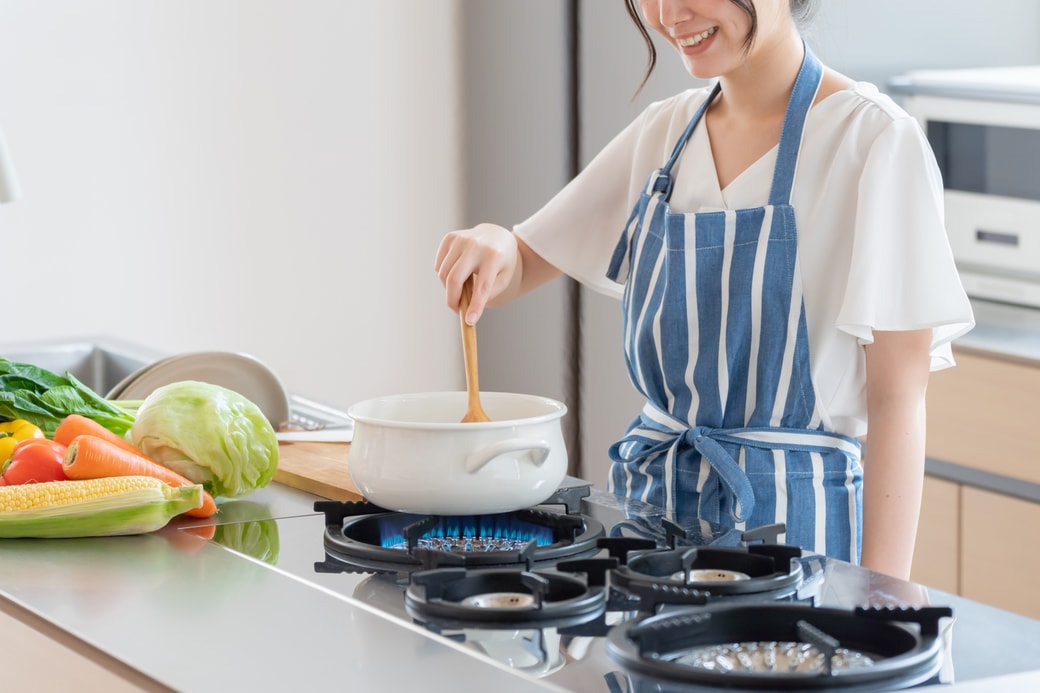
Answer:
[
  {"left": 405, "top": 567, "right": 607, "bottom": 630},
  {"left": 675, "top": 641, "right": 877, "bottom": 673},
  {"left": 389, "top": 535, "right": 539, "bottom": 553},
  {"left": 603, "top": 540, "right": 806, "bottom": 609},
  {"left": 677, "top": 568, "right": 751, "bottom": 583},
  {"left": 382, "top": 514, "right": 557, "bottom": 552},
  {"left": 315, "top": 495, "right": 605, "bottom": 574},
  {"left": 461, "top": 592, "right": 537, "bottom": 609},
  {"left": 607, "top": 604, "right": 953, "bottom": 690}
]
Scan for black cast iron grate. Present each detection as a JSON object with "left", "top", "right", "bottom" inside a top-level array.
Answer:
[{"left": 314, "top": 485, "right": 605, "bottom": 574}]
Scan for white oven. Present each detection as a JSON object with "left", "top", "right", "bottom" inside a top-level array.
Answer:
[{"left": 891, "top": 66, "right": 1040, "bottom": 307}]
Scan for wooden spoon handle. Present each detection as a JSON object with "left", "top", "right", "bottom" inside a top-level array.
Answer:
[{"left": 459, "top": 280, "right": 490, "bottom": 422}]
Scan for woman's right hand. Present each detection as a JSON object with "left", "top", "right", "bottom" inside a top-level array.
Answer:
[{"left": 435, "top": 223, "right": 520, "bottom": 325}]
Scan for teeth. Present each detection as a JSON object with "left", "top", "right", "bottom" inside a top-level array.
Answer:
[{"left": 677, "top": 26, "right": 718, "bottom": 47}]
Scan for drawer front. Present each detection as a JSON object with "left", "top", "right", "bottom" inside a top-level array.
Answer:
[
  {"left": 926, "top": 350, "right": 1040, "bottom": 485},
  {"left": 961, "top": 486, "right": 1040, "bottom": 619}
]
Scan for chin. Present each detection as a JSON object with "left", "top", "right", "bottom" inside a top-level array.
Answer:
[{"left": 683, "top": 62, "right": 722, "bottom": 81}]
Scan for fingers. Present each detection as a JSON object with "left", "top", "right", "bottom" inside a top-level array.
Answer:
[
  {"left": 433, "top": 224, "right": 517, "bottom": 323},
  {"left": 461, "top": 273, "right": 490, "bottom": 326},
  {"left": 435, "top": 233, "right": 473, "bottom": 312}
]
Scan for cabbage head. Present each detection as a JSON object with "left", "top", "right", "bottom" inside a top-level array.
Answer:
[{"left": 130, "top": 380, "right": 279, "bottom": 498}]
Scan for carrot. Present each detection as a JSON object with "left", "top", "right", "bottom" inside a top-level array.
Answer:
[
  {"left": 63, "top": 434, "right": 218, "bottom": 518},
  {"left": 54, "top": 414, "right": 140, "bottom": 454}
]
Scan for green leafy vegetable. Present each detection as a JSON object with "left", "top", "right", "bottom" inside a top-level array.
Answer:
[
  {"left": 0, "top": 358, "right": 136, "bottom": 437},
  {"left": 130, "top": 380, "right": 279, "bottom": 499}
]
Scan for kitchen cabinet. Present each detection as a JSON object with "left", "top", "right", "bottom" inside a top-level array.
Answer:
[
  {"left": 962, "top": 486, "right": 1040, "bottom": 618},
  {"left": 912, "top": 348, "right": 1040, "bottom": 619},
  {"left": 0, "top": 600, "right": 156, "bottom": 692},
  {"left": 925, "top": 350, "right": 1040, "bottom": 484}
]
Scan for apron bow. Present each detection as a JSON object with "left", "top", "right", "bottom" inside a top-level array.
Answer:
[
  {"left": 681, "top": 426, "right": 757, "bottom": 523},
  {"left": 609, "top": 418, "right": 756, "bottom": 524},
  {"left": 610, "top": 405, "right": 861, "bottom": 526}
]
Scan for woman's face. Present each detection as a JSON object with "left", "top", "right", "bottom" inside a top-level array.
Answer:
[{"left": 639, "top": 0, "right": 790, "bottom": 79}]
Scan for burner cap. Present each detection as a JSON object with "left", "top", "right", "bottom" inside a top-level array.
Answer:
[
  {"left": 461, "top": 592, "right": 538, "bottom": 609},
  {"left": 676, "top": 568, "right": 751, "bottom": 583}
]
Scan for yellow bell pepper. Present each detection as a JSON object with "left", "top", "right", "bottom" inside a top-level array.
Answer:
[{"left": 0, "top": 419, "right": 45, "bottom": 464}]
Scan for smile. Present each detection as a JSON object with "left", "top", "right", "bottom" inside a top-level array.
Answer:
[{"left": 677, "top": 26, "right": 718, "bottom": 47}]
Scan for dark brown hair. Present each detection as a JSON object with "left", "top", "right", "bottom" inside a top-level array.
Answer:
[{"left": 624, "top": 0, "right": 819, "bottom": 92}]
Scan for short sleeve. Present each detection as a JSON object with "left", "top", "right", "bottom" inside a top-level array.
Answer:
[
  {"left": 835, "top": 116, "right": 975, "bottom": 371},
  {"left": 513, "top": 113, "right": 654, "bottom": 300}
]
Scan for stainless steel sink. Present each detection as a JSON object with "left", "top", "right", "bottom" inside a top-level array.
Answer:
[
  {"left": 0, "top": 336, "right": 352, "bottom": 429},
  {"left": 0, "top": 336, "right": 162, "bottom": 395}
]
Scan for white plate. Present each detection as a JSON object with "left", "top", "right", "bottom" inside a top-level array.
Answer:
[
  {"left": 115, "top": 351, "right": 291, "bottom": 427},
  {"left": 106, "top": 356, "right": 175, "bottom": 400}
]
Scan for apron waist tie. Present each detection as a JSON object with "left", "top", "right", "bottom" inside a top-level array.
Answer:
[
  {"left": 685, "top": 426, "right": 756, "bottom": 523},
  {"left": 609, "top": 403, "right": 862, "bottom": 524}
]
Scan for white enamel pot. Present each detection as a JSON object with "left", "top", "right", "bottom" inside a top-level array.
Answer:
[{"left": 347, "top": 391, "right": 568, "bottom": 515}]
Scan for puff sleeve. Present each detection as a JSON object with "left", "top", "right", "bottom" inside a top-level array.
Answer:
[{"left": 835, "top": 116, "right": 974, "bottom": 370}]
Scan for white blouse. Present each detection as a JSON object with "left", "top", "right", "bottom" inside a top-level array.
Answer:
[{"left": 514, "top": 81, "right": 975, "bottom": 438}]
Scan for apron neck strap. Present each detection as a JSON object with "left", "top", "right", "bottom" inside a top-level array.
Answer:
[
  {"left": 768, "top": 42, "right": 823, "bottom": 206},
  {"left": 659, "top": 81, "right": 721, "bottom": 182},
  {"left": 653, "top": 42, "right": 823, "bottom": 206}
]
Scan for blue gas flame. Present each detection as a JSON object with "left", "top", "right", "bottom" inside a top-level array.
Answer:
[{"left": 380, "top": 514, "right": 556, "bottom": 550}]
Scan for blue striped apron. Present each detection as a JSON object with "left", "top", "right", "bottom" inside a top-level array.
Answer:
[{"left": 604, "top": 47, "right": 863, "bottom": 562}]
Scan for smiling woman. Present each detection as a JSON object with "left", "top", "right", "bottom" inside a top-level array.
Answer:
[{"left": 433, "top": 0, "right": 974, "bottom": 581}]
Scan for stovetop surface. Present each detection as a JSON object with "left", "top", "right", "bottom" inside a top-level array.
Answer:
[{"left": 243, "top": 486, "right": 1040, "bottom": 692}]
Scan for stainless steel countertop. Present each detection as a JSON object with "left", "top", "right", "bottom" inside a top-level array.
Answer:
[
  {"left": 956, "top": 299, "right": 1040, "bottom": 365},
  {"left": 4, "top": 481, "right": 1040, "bottom": 692},
  {"left": 0, "top": 484, "right": 566, "bottom": 693}
]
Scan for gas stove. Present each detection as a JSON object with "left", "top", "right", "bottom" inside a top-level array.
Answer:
[{"left": 276, "top": 481, "right": 956, "bottom": 691}]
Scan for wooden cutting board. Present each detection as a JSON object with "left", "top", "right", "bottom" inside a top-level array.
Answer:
[{"left": 273, "top": 441, "right": 364, "bottom": 502}]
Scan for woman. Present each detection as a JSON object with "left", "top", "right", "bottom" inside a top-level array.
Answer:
[{"left": 434, "top": 0, "right": 973, "bottom": 579}]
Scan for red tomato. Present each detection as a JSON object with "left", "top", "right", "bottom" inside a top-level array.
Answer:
[{"left": 1, "top": 439, "right": 69, "bottom": 485}]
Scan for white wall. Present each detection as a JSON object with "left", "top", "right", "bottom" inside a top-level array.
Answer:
[
  {"left": 457, "top": 2, "right": 572, "bottom": 436},
  {"left": 0, "top": 0, "right": 464, "bottom": 412}
]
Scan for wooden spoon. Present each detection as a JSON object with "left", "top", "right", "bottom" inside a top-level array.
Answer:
[{"left": 459, "top": 279, "right": 491, "bottom": 423}]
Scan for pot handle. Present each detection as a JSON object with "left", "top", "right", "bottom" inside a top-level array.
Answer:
[{"left": 464, "top": 438, "right": 552, "bottom": 474}]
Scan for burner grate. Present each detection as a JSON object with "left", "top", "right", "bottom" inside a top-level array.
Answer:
[
  {"left": 316, "top": 498, "right": 605, "bottom": 573},
  {"left": 607, "top": 604, "right": 954, "bottom": 690}
]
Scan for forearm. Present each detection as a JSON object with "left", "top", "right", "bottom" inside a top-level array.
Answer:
[
  {"left": 860, "top": 328, "right": 933, "bottom": 580},
  {"left": 860, "top": 394, "right": 927, "bottom": 579}
]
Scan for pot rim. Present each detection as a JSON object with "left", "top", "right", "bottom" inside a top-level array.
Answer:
[{"left": 348, "top": 390, "right": 567, "bottom": 430}]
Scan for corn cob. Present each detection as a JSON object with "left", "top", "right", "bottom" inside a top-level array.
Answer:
[{"left": 0, "top": 476, "right": 203, "bottom": 538}]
